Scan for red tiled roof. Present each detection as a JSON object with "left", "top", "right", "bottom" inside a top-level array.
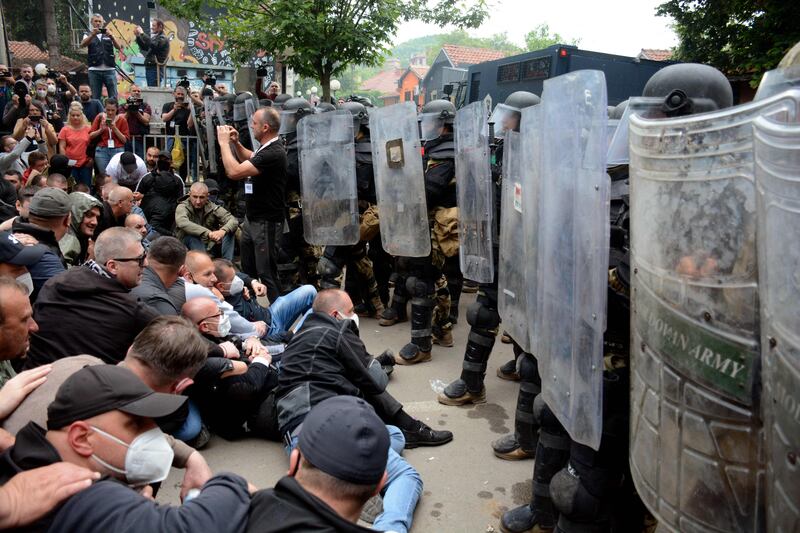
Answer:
[
  {"left": 399, "top": 65, "right": 430, "bottom": 85},
  {"left": 441, "top": 44, "right": 507, "bottom": 67},
  {"left": 360, "top": 68, "right": 404, "bottom": 96},
  {"left": 638, "top": 48, "right": 673, "bottom": 62},
  {"left": 9, "top": 41, "right": 84, "bottom": 71}
]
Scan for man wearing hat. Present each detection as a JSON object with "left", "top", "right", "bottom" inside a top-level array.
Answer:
[
  {"left": 11, "top": 187, "right": 71, "bottom": 260},
  {"left": 138, "top": 150, "right": 184, "bottom": 238},
  {"left": 105, "top": 150, "right": 148, "bottom": 190},
  {"left": 248, "top": 396, "right": 391, "bottom": 532},
  {"left": 175, "top": 181, "right": 238, "bottom": 261},
  {"left": 0, "top": 364, "right": 252, "bottom": 532}
]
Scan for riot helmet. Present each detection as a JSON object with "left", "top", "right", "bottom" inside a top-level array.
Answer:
[
  {"left": 278, "top": 97, "right": 313, "bottom": 135},
  {"left": 316, "top": 102, "right": 337, "bottom": 113},
  {"left": 233, "top": 92, "right": 255, "bottom": 122},
  {"left": 643, "top": 63, "right": 733, "bottom": 117},
  {"left": 272, "top": 93, "right": 292, "bottom": 110},
  {"left": 611, "top": 100, "right": 628, "bottom": 120},
  {"left": 754, "top": 41, "right": 800, "bottom": 101},
  {"left": 339, "top": 101, "right": 370, "bottom": 134},
  {"left": 214, "top": 94, "right": 236, "bottom": 124},
  {"left": 419, "top": 99, "right": 456, "bottom": 141},
  {"left": 490, "top": 91, "right": 540, "bottom": 138}
]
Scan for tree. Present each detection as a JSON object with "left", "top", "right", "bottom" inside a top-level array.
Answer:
[
  {"left": 524, "top": 23, "right": 579, "bottom": 52},
  {"left": 657, "top": 0, "right": 800, "bottom": 85},
  {"left": 159, "top": 0, "right": 489, "bottom": 101}
]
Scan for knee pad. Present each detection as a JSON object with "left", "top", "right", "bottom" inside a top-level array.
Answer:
[
  {"left": 518, "top": 353, "right": 541, "bottom": 387},
  {"left": 550, "top": 465, "right": 603, "bottom": 524},
  {"left": 405, "top": 276, "right": 431, "bottom": 298},
  {"left": 317, "top": 256, "right": 342, "bottom": 278},
  {"left": 533, "top": 395, "right": 565, "bottom": 432},
  {"left": 466, "top": 301, "right": 500, "bottom": 331}
]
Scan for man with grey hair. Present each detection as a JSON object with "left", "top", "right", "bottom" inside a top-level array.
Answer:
[
  {"left": 175, "top": 181, "right": 238, "bottom": 260},
  {"left": 95, "top": 185, "right": 134, "bottom": 238},
  {"left": 25, "top": 227, "right": 158, "bottom": 368}
]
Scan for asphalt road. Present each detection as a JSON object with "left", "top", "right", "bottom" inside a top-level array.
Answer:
[{"left": 161, "top": 290, "right": 534, "bottom": 532}]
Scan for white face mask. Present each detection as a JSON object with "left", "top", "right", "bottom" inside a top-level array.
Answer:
[
  {"left": 227, "top": 275, "right": 244, "bottom": 295},
  {"left": 36, "top": 89, "right": 47, "bottom": 98},
  {"left": 215, "top": 313, "right": 231, "bottom": 337},
  {"left": 90, "top": 426, "right": 174, "bottom": 486},
  {"left": 16, "top": 272, "right": 33, "bottom": 295},
  {"left": 337, "top": 310, "right": 359, "bottom": 331},
  {"left": 47, "top": 85, "right": 56, "bottom": 94}
]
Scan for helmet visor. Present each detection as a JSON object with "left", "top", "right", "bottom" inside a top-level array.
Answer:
[
  {"left": 278, "top": 110, "right": 298, "bottom": 135},
  {"left": 419, "top": 113, "right": 445, "bottom": 141},
  {"left": 232, "top": 102, "right": 247, "bottom": 122},
  {"left": 490, "top": 104, "right": 521, "bottom": 139}
]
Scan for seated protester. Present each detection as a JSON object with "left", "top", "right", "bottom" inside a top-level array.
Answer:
[
  {"left": 0, "top": 178, "right": 15, "bottom": 222},
  {"left": 132, "top": 236, "right": 187, "bottom": 315},
  {"left": 45, "top": 173, "right": 68, "bottom": 192},
  {"left": 182, "top": 297, "right": 276, "bottom": 439},
  {"left": 0, "top": 184, "right": 39, "bottom": 231},
  {"left": 0, "top": 132, "right": 34, "bottom": 175},
  {"left": 138, "top": 150, "right": 184, "bottom": 237},
  {"left": 59, "top": 191, "right": 102, "bottom": 266},
  {"left": 277, "top": 290, "right": 450, "bottom": 533},
  {"left": 183, "top": 251, "right": 267, "bottom": 340},
  {"left": 0, "top": 274, "right": 41, "bottom": 387},
  {"left": 105, "top": 150, "right": 148, "bottom": 189},
  {"left": 175, "top": 182, "right": 238, "bottom": 261},
  {"left": 3, "top": 317, "right": 214, "bottom": 501},
  {"left": 0, "top": 365, "right": 252, "bottom": 533},
  {"left": 247, "top": 396, "right": 390, "bottom": 533},
  {"left": 25, "top": 227, "right": 158, "bottom": 368},
  {"left": 22, "top": 150, "right": 48, "bottom": 186},
  {"left": 94, "top": 184, "right": 133, "bottom": 237},
  {"left": 214, "top": 258, "right": 315, "bottom": 342},
  {"left": 125, "top": 213, "right": 151, "bottom": 250},
  {"left": 2, "top": 169, "right": 22, "bottom": 194},
  {"left": 203, "top": 178, "right": 224, "bottom": 206},
  {"left": 49, "top": 153, "right": 72, "bottom": 178}
]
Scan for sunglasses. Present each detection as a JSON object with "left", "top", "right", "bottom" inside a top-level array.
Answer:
[
  {"left": 113, "top": 252, "right": 146, "bottom": 267},
  {"left": 196, "top": 311, "right": 223, "bottom": 325}
]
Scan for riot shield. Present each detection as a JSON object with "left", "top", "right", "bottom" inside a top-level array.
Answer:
[
  {"left": 455, "top": 100, "right": 494, "bottom": 283},
  {"left": 755, "top": 66, "right": 800, "bottom": 101},
  {"left": 203, "top": 97, "right": 217, "bottom": 174},
  {"left": 606, "top": 97, "right": 664, "bottom": 166},
  {"left": 298, "top": 110, "right": 360, "bottom": 245},
  {"left": 498, "top": 128, "right": 533, "bottom": 352},
  {"left": 628, "top": 89, "right": 800, "bottom": 533},
  {"left": 244, "top": 98, "right": 260, "bottom": 151},
  {"left": 214, "top": 100, "right": 228, "bottom": 126},
  {"left": 186, "top": 99, "right": 206, "bottom": 180},
  {"left": 368, "top": 102, "right": 431, "bottom": 257},
  {"left": 754, "top": 116, "right": 800, "bottom": 533},
  {"left": 533, "top": 70, "right": 609, "bottom": 451}
]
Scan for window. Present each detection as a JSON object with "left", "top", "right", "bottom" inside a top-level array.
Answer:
[
  {"left": 405, "top": 90, "right": 412, "bottom": 101},
  {"left": 469, "top": 72, "right": 481, "bottom": 103},
  {"left": 497, "top": 63, "right": 520, "bottom": 83},
  {"left": 521, "top": 57, "right": 552, "bottom": 80}
]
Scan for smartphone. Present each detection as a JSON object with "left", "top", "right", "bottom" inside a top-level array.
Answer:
[{"left": 105, "top": 118, "right": 112, "bottom": 125}]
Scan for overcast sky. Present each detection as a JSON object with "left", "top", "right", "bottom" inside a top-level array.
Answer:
[{"left": 394, "top": 0, "right": 678, "bottom": 57}]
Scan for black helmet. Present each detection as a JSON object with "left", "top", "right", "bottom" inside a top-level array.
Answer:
[
  {"left": 643, "top": 63, "right": 733, "bottom": 117},
  {"left": 278, "top": 98, "right": 313, "bottom": 135},
  {"left": 492, "top": 91, "right": 540, "bottom": 137},
  {"left": 339, "top": 101, "right": 370, "bottom": 130},
  {"left": 273, "top": 93, "right": 292, "bottom": 110},
  {"left": 421, "top": 99, "right": 456, "bottom": 123},
  {"left": 316, "top": 102, "right": 337, "bottom": 113},
  {"left": 233, "top": 92, "right": 255, "bottom": 122},
  {"left": 504, "top": 91, "right": 541, "bottom": 110},
  {"left": 611, "top": 100, "right": 629, "bottom": 120}
]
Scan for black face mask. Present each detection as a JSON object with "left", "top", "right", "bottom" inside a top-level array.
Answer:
[{"left": 157, "top": 159, "right": 172, "bottom": 171}]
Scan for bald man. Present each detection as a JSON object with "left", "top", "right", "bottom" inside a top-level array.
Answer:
[
  {"left": 175, "top": 182, "right": 238, "bottom": 261},
  {"left": 95, "top": 185, "right": 134, "bottom": 238}
]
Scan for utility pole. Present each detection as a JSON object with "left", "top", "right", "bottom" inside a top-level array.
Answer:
[
  {"left": 43, "top": 0, "right": 61, "bottom": 66},
  {"left": 0, "top": 1, "right": 10, "bottom": 65}
]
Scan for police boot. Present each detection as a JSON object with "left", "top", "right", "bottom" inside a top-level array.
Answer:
[
  {"left": 493, "top": 353, "right": 540, "bottom": 460},
  {"left": 396, "top": 281, "right": 434, "bottom": 365},
  {"left": 316, "top": 251, "right": 343, "bottom": 289},
  {"left": 446, "top": 269, "right": 463, "bottom": 325},
  {"left": 379, "top": 276, "right": 407, "bottom": 326},
  {"left": 462, "top": 279, "right": 479, "bottom": 293},
  {"left": 497, "top": 343, "right": 523, "bottom": 381},
  {"left": 356, "top": 294, "right": 385, "bottom": 319}
]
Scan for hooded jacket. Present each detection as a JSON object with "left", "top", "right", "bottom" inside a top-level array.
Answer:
[
  {"left": 139, "top": 170, "right": 184, "bottom": 236},
  {"left": 174, "top": 194, "right": 238, "bottom": 247},
  {"left": 25, "top": 265, "right": 158, "bottom": 368},
  {"left": 59, "top": 192, "right": 103, "bottom": 266}
]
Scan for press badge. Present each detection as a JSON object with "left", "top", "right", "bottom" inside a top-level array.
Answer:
[
  {"left": 107, "top": 138, "right": 114, "bottom": 148},
  {"left": 245, "top": 179, "right": 253, "bottom": 195}
]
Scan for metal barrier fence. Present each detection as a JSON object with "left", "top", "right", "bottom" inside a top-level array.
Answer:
[{"left": 128, "top": 133, "right": 203, "bottom": 182}]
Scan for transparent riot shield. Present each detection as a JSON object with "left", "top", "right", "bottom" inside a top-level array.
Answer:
[
  {"left": 533, "top": 70, "right": 609, "bottom": 451},
  {"left": 455, "top": 99, "right": 494, "bottom": 283},
  {"left": 186, "top": 99, "right": 206, "bottom": 179},
  {"left": 628, "top": 89, "right": 800, "bottom": 533},
  {"left": 754, "top": 116, "right": 800, "bottom": 533},
  {"left": 755, "top": 66, "right": 800, "bottom": 101},
  {"left": 368, "top": 102, "right": 431, "bottom": 257},
  {"left": 498, "top": 129, "right": 532, "bottom": 352},
  {"left": 298, "top": 110, "right": 359, "bottom": 245},
  {"left": 244, "top": 98, "right": 260, "bottom": 151},
  {"left": 214, "top": 100, "right": 228, "bottom": 127},
  {"left": 606, "top": 97, "right": 664, "bottom": 166},
  {"left": 203, "top": 97, "right": 217, "bottom": 174}
]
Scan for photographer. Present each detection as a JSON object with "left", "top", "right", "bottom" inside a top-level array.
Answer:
[
  {"left": 2, "top": 73, "right": 32, "bottom": 132},
  {"left": 89, "top": 98, "right": 128, "bottom": 174},
  {"left": 134, "top": 19, "right": 170, "bottom": 88},
  {"left": 32, "top": 80, "right": 64, "bottom": 133},
  {"left": 123, "top": 84, "right": 151, "bottom": 158},
  {"left": 162, "top": 85, "right": 196, "bottom": 179},
  {"left": 0, "top": 65, "right": 15, "bottom": 134},
  {"left": 80, "top": 14, "right": 122, "bottom": 101},
  {"left": 49, "top": 74, "right": 78, "bottom": 108},
  {"left": 12, "top": 102, "right": 57, "bottom": 158}
]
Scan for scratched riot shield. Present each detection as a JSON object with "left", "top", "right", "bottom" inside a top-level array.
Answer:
[
  {"left": 532, "top": 70, "right": 609, "bottom": 450},
  {"left": 203, "top": 97, "right": 217, "bottom": 174},
  {"left": 298, "top": 110, "right": 359, "bottom": 245},
  {"left": 455, "top": 99, "right": 494, "bottom": 283},
  {"left": 498, "top": 127, "right": 534, "bottom": 352},
  {"left": 244, "top": 98, "right": 261, "bottom": 151},
  {"left": 754, "top": 116, "right": 800, "bottom": 533},
  {"left": 629, "top": 89, "right": 800, "bottom": 533},
  {"left": 606, "top": 97, "right": 664, "bottom": 166},
  {"left": 368, "top": 101, "right": 430, "bottom": 257}
]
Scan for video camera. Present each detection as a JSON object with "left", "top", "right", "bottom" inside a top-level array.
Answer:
[
  {"left": 98, "top": 27, "right": 107, "bottom": 34},
  {"left": 177, "top": 76, "right": 191, "bottom": 89},
  {"left": 126, "top": 96, "right": 144, "bottom": 112},
  {"left": 202, "top": 70, "right": 217, "bottom": 87},
  {"left": 13, "top": 80, "right": 29, "bottom": 100}
]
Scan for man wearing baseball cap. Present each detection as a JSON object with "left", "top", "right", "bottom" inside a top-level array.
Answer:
[
  {"left": 105, "top": 151, "right": 148, "bottom": 190},
  {"left": 0, "top": 228, "right": 61, "bottom": 302},
  {"left": 0, "top": 365, "right": 252, "bottom": 532},
  {"left": 11, "top": 187, "right": 71, "bottom": 260},
  {"left": 248, "top": 396, "right": 390, "bottom": 532}
]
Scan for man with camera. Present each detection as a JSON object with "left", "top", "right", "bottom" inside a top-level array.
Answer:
[
  {"left": 123, "top": 84, "right": 151, "bottom": 158},
  {"left": 162, "top": 85, "right": 195, "bottom": 179},
  {"left": 0, "top": 66, "right": 15, "bottom": 135},
  {"left": 134, "top": 19, "right": 170, "bottom": 88},
  {"left": 32, "top": 80, "right": 64, "bottom": 133},
  {"left": 2, "top": 67, "right": 33, "bottom": 133},
  {"left": 80, "top": 14, "right": 122, "bottom": 101}
]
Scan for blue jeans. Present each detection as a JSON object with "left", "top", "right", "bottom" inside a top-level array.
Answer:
[
  {"left": 183, "top": 234, "right": 235, "bottom": 261},
  {"left": 145, "top": 65, "right": 165, "bottom": 87},
  {"left": 88, "top": 69, "right": 118, "bottom": 101},
  {"left": 126, "top": 136, "right": 145, "bottom": 160},
  {"left": 94, "top": 146, "right": 124, "bottom": 175},
  {"left": 173, "top": 399, "right": 203, "bottom": 442},
  {"left": 286, "top": 424, "right": 421, "bottom": 533},
  {"left": 71, "top": 166, "right": 93, "bottom": 187},
  {"left": 267, "top": 284, "right": 317, "bottom": 337}
]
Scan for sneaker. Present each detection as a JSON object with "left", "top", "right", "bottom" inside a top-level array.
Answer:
[
  {"left": 359, "top": 495, "right": 383, "bottom": 524},
  {"left": 402, "top": 421, "right": 453, "bottom": 448},
  {"left": 432, "top": 328, "right": 454, "bottom": 347},
  {"left": 394, "top": 343, "right": 431, "bottom": 365},
  {"left": 437, "top": 379, "right": 486, "bottom": 406},
  {"left": 497, "top": 359, "right": 521, "bottom": 381},
  {"left": 186, "top": 425, "right": 211, "bottom": 450},
  {"left": 492, "top": 434, "right": 535, "bottom": 461},
  {"left": 376, "top": 350, "right": 396, "bottom": 375},
  {"left": 500, "top": 504, "right": 554, "bottom": 533}
]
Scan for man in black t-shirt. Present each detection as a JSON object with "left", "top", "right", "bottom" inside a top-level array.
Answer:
[{"left": 217, "top": 107, "right": 286, "bottom": 302}]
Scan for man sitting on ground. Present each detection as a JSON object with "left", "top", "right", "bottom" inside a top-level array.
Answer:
[
  {"left": 59, "top": 191, "right": 102, "bottom": 267},
  {"left": 175, "top": 182, "right": 238, "bottom": 261},
  {"left": 105, "top": 150, "right": 148, "bottom": 190},
  {"left": 132, "top": 236, "right": 187, "bottom": 315},
  {"left": 95, "top": 185, "right": 133, "bottom": 237},
  {"left": 125, "top": 212, "right": 151, "bottom": 249},
  {"left": 248, "top": 396, "right": 390, "bottom": 532},
  {"left": 45, "top": 173, "right": 68, "bottom": 192}
]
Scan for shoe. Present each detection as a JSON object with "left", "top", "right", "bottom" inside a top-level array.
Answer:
[
  {"left": 497, "top": 359, "right": 521, "bottom": 381},
  {"left": 378, "top": 307, "right": 406, "bottom": 326},
  {"left": 186, "top": 425, "right": 211, "bottom": 450},
  {"left": 432, "top": 328, "right": 454, "bottom": 347},
  {"left": 462, "top": 281, "right": 479, "bottom": 293},
  {"left": 500, "top": 504, "right": 554, "bottom": 533},
  {"left": 492, "top": 434, "right": 535, "bottom": 460},
  {"left": 360, "top": 495, "right": 383, "bottom": 524},
  {"left": 402, "top": 421, "right": 453, "bottom": 448},
  {"left": 501, "top": 331, "right": 513, "bottom": 344},
  {"left": 394, "top": 343, "right": 431, "bottom": 365},
  {"left": 355, "top": 300, "right": 385, "bottom": 319},
  {"left": 437, "top": 379, "right": 486, "bottom": 406},
  {"left": 376, "top": 350, "right": 396, "bottom": 376}
]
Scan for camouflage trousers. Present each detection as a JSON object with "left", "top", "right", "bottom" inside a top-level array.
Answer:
[{"left": 281, "top": 190, "right": 321, "bottom": 290}]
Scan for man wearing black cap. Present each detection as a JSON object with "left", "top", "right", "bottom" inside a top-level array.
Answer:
[
  {"left": 11, "top": 187, "right": 71, "bottom": 260},
  {"left": 138, "top": 150, "right": 184, "bottom": 237},
  {"left": 106, "top": 150, "right": 148, "bottom": 190},
  {"left": 248, "top": 396, "right": 390, "bottom": 532},
  {"left": 0, "top": 365, "right": 252, "bottom": 532}
]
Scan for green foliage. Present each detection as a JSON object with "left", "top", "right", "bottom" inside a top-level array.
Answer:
[
  {"left": 2, "top": 0, "right": 84, "bottom": 64},
  {"left": 657, "top": 0, "right": 800, "bottom": 84},
  {"left": 158, "top": 0, "right": 488, "bottom": 100},
  {"left": 524, "top": 23, "right": 580, "bottom": 52}
]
